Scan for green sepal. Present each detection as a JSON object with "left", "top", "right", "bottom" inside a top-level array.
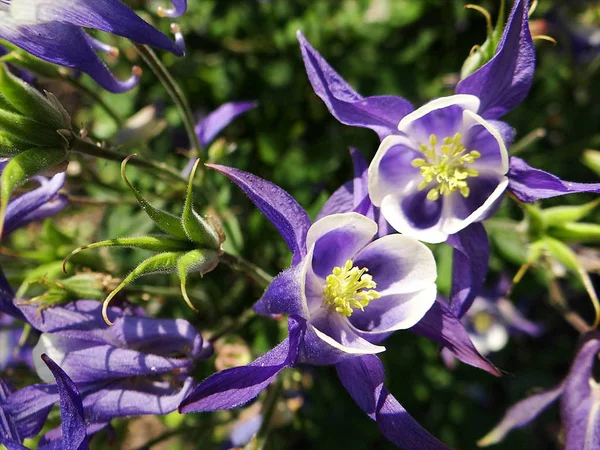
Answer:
[
  {"left": 548, "top": 222, "right": 600, "bottom": 243},
  {"left": 0, "top": 131, "right": 31, "bottom": 157},
  {"left": 0, "top": 108, "right": 66, "bottom": 148},
  {"left": 63, "top": 234, "right": 191, "bottom": 271},
  {"left": 0, "top": 92, "right": 20, "bottom": 114},
  {"left": 102, "top": 251, "right": 184, "bottom": 324},
  {"left": 583, "top": 150, "right": 600, "bottom": 177},
  {"left": 15, "top": 261, "right": 66, "bottom": 298},
  {"left": 177, "top": 249, "right": 220, "bottom": 312},
  {"left": 181, "top": 159, "right": 220, "bottom": 249},
  {"left": 0, "top": 64, "right": 66, "bottom": 129},
  {"left": 121, "top": 155, "right": 188, "bottom": 240},
  {"left": 542, "top": 199, "right": 600, "bottom": 228},
  {"left": 460, "top": 0, "right": 506, "bottom": 79},
  {"left": 0, "top": 147, "right": 66, "bottom": 238},
  {"left": 18, "top": 273, "right": 108, "bottom": 309}
]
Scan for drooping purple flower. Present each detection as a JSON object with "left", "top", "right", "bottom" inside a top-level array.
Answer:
[
  {"left": 1, "top": 354, "right": 89, "bottom": 450},
  {"left": 479, "top": 332, "right": 600, "bottom": 448},
  {"left": 0, "top": 0, "right": 186, "bottom": 92},
  {"left": 0, "top": 159, "right": 67, "bottom": 238},
  {"left": 298, "top": 0, "right": 600, "bottom": 318},
  {"left": 180, "top": 165, "right": 499, "bottom": 449},
  {"left": 0, "top": 272, "right": 211, "bottom": 443}
]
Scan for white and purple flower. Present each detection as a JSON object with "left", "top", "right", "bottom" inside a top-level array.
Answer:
[
  {"left": 0, "top": 0, "right": 186, "bottom": 92},
  {"left": 179, "top": 165, "right": 502, "bottom": 449},
  {"left": 298, "top": 0, "right": 600, "bottom": 319}
]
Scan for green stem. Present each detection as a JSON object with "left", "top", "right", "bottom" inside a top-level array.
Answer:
[
  {"left": 221, "top": 252, "right": 273, "bottom": 288},
  {"left": 134, "top": 44, "right": 202, "bottom": 155},
  {"left": 71, "top": 136, "right": 185, "bottom": 183}
]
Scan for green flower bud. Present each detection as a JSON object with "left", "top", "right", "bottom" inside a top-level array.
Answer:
[
  {"left": 549, "top": 222, "right": 600, "bottom": 243},
  {"left": 542, "top": 199, "right": 600, "bottom": 228}
]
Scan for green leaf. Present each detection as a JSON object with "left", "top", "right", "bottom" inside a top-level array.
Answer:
[
  {"left": 542, "top": 199, "right": 600, "bottom": 227},
  {"left": 181, "top": 159, "right": 221, "bottom": 248},
  {"left": 0, "top": 64, "right": 65, "bottom": 129},
  {"left": 121, "top": 155, "right": 188, "bottom": 240},
  {"left": 177, "top": 248, "right": 220, "bottom": 312},
  {"left": 63, "top": 234, "right": 191, "bottom": 272},
  {"left": 549, "top": 222, "right": 600, "bottom": 243},
  {"left": 0, "top": 147, "right": 66, "bottom": 239},
  {"left": 102, "top": 251, "right": 184, "bottom": 325}
]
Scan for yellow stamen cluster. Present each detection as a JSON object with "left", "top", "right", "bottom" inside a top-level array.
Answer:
[
  {"left": 411, "top": 133, "right": 481, "bottom": 201},
  {"left": 472, "top": 311, "right": 494, "bottom": 334},
  {"left": 323, "top": 260, "right": 380, "bottom": 317}
]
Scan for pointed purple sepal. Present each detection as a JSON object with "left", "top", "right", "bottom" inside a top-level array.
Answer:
[
  {"left": 195, "top": 101, "right": 257, "bottom": 147},
  {"left": 447, "top": 223, "right": 490, "bottom": 318},
  {"left": 179, "top": 316, "right": 305, "bottom": 413},
  {"left": 297, "top": 31, "right": 413, "bottom": 139},
  {"left": 207, "top": 165, "right": 311, "bottom": 264},
  {"left": 456, "top": 0, "right": 535, "bottom": 119},
  {"left": 336, "top": 355, "right": 452, "bottom": 449},
  {"left": 254, "top": 264, "right": 306, "bottom": 318},
  {"left": 40, "top": 355, "right": 89, "bottom": 450},
  {"left": 508, "top": 157, "right": 600, "bottom": 203},
  {"left": 410, "top": 299, "right": 501, "bottom": 376}
]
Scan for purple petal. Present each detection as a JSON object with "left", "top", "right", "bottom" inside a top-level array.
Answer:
[
  {"left": 447, "top": 223, "right": 490, "bottom": 318},
  {"left": 32, "top": 334, "right": 194, "bottom": 383},
  {"left": 0, "top": 268, "right": 24, "bottom": 321},
  {"left": 179, "top": 316, "right": 305, "bottom": 412},
  {"left": 456, "top": 0, "right": 535, "bottom": 119},
  {"left": 82, "top": 377, "right": 195, "bottom": 422},
  {"left": 561, "top": 333, "right": 600, "bottom": 450},
  {"left": 4, "top": 172, "right": 67, "bottom": 236},
  {"left": 508, "top": 157, "right": 600, "bottom": 203},
  {"left": 300, "top": 313, "right": 385, "bottom": 365},
  {"left": 317, "top": 148, "right": 370, "bottom": 219},
  {"left": 297, "top": 31, "right": 412, "bottom": 139},
  {"left": 336, "top": 355, "right": 452, "bottom": 450},
  {"left": 40, "top": 355, "right": 89, "bottom": 450},
  {"left": 479, "top": 384, "right": 563, "bottom": 446},
  {"left": 306, "top": 213, "right": 377, "bottom": 278},
  {"left": 0, "top": 23, "right": 141, "bottom": 93},
  {"left": 254, "top": 262, "right": 308, "bottom": 318},
  {"left": 40, "top": 0, "right": 184, "bottom": 55},
  {"left": 410, "top": 299, "right": 501, "bottom": 376},
  {"left": 195, "top": 101, "right": 257, "bottom": 147},
  {"left": 3, "top": 384, "right": 58, "bottom": 438},
  {"left": 207, "top": 165, "right": 311, "bottom": 265},
  {"left": 0, "top": 379, "right": 22, "bottom": 446}
]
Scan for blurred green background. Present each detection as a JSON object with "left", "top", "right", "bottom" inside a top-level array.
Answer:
[{"left": 4, "top": 0, "right": 600, "bottom": 449}]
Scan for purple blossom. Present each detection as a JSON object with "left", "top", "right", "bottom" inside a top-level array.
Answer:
[
  {"left": 0, "top": 0, "right": 186, "bottom": 92},
  {"left": 479, "top": 332, "right": 600, "bottom": 448},
  {"left": 179, "top": 164, "right": 501, "bottom": 449},
  {"left": 298, "top": 0, "right": 600, "bottom": 318},
  {"left": 0, "top": 159, "right": 67, "bottom": 238},
  {"left": 0, "top": 271, "right": 211, "bottom": 443},
  {"left": 1, "top": 355, "right": 89, "bottom": 450}
]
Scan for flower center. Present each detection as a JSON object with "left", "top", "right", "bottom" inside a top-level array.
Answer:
[
  {"left": 472, "top": 311, "right": 494, "bottom": 334},
  {"left": 411, "top": 132, "right": 481, "bottom": 201},
  {"left": 322, "top": 259, "right": 380, "bottom": 317}
]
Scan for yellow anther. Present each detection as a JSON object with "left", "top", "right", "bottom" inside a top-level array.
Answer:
[
  {"left": 411, "top": 132, "right": 481, "bottom": 201},
  {"left": 323, "top": 260, "right": 381, "bottom": 317}
]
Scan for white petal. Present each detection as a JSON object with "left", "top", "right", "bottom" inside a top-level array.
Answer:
[{"left": 398, "top": 94, "right": 481, "bottom": 133}]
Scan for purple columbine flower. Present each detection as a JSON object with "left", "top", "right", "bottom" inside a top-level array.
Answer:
[
  {"left": 1, "top": 355, "right": 89, "bottom": 450},
  {"left": 479, "top": 332, "right": 600, "bottom": 448},
  {"left": 179, "top": 165, "right": 501, "bottom": 449},
  {"left": 0, "top": 0, "right": 186, "bottom": 92},
  {"left": 298, "top": 0, "right": 600, "bottom": 318},
  {"left": 0, "top": 271, "right": 211, "bottom": 444},
  {"left": 0, "top": 159, "right": 67, "bottom": 238}
]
